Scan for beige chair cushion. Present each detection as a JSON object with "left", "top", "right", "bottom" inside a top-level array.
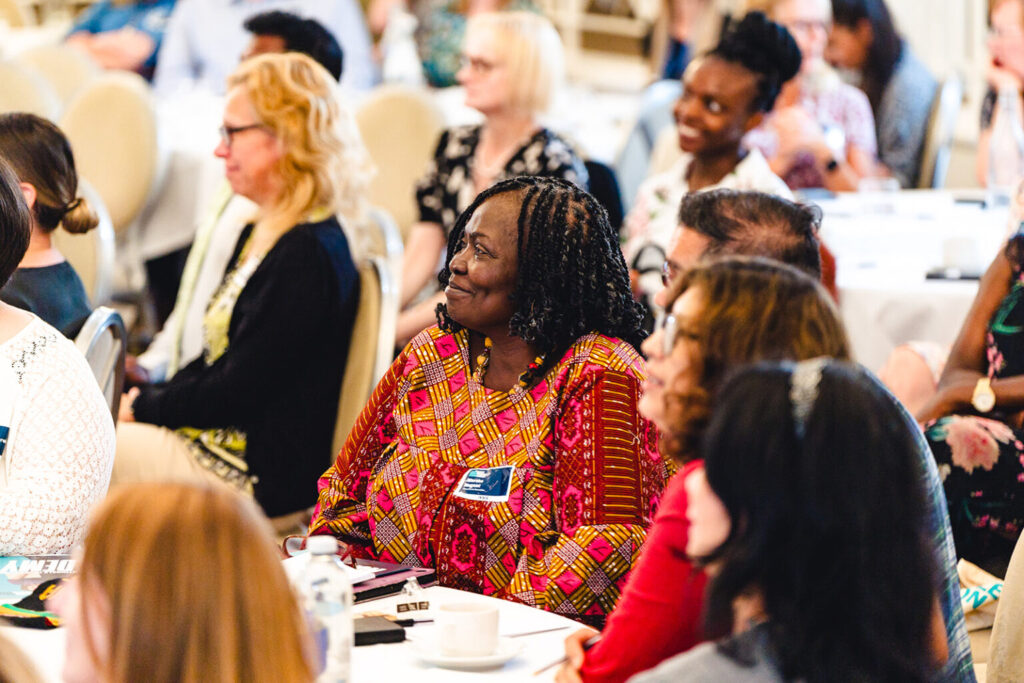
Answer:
[
  {"left": 0, "top": 60, "right": 59, "bottom": 120},
  {"left": 356, "top": 85, "right": 445, "bottom": 242},
  {"left": 18, "top": 44, "right": 101, "bottom": 110},
  {"left": 988, "top": 532, "right": 1024, "bottom": 681},
  {"left": 333, "top": 262, "right": 383, "bottom": 459},
  {"left": 0, "top": 0, "right": 30, "bottom": 27},
  {"left": 60, "top": 72, "right": 159, "bottom": 234}
]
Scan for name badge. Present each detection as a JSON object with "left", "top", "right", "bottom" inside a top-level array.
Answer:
[
  {"left": 453, "top": 466, "right": 514, "bottom": 502},
  {"left": 0, "top": 426, "right": 8, "bottom": 457}
]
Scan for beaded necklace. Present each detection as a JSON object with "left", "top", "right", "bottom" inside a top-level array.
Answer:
[{"left": 471, "top": 336, "right": 546, "bottom": 390}]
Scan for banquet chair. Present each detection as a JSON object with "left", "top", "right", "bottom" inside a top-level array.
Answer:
[
  {"left": 647, "top": 122, "right": 684, "bottom": 179},
  {"left": 0, "top": 0, "right": 30, "bottom": 27},
  {"left": 75, "top": 306, "right": 127, "bottom": 420},
  {"left": 613, "top": 78, "right": 682, "bottom": 211},
  {"left": 364, "top": 206, "right": 404, "bottom": 304},
  {"left": 331, "top": 256, "right": 397, "bottom": 459},
  {"left": 0, "top": 60, "right": 60, "bottom": 120},
  {"left": 50, "top": 179, "right": 115, "bottom": 306},
  {"left": 18, "top": 44, "right": 101, "bottom": 111},
  {"left": 987, "top": 532, "right": 1024, "bottom": 681},
  {"left": 355, "top": 84, "right": 445, "bottom": 242},
  {"left": 60, "top": 72, "right": 161, "bottom": 236},
  {"left": 917, "top": 74, "right": 963, "bottom": 190}
]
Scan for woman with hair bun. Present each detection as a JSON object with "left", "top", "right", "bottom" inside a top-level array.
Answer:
[
  {"left": 623, "top": 11, "right": 798, "bottom": 273},
  {"left": 0, "top": 113, "right": 98, "bottom": 338}
]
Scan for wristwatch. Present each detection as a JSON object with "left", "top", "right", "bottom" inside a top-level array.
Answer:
[{"left": 972, "top": 377, "right": 996, "bottom": 413}]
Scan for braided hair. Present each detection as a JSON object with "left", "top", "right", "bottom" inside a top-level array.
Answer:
[
  {"left": 709, "top": 11, "right": 802, "bottom": 112},
  {"left": 436, "top": 176, "right": 647, "bottom": 366}
]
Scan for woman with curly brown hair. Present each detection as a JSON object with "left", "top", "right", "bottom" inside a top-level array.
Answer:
[{"left": 558, "top": 256, "right": 849, "bottom": 683}]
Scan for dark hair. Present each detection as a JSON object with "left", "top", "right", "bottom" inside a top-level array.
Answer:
[
  {"left": 678, "top": 188, "right": 822, "bottom": 278},
  {"left": 0, "top": 158, "right": 32, "bottom": 286},
  {"left": 831, "top": 0, "right": 903, "bottom": 111},
  {"left": 436, "top": 176, "right": 647, "bottom": 366},
  {"left": 658, "top": 256, "right": 849, "bottom": 461},
  {"left": 0, "top": 113, "right": 97, "bottom": 235},
  {"left": 244, "top": 11, "right": 343, "bottom": 82},
  {"left": 699, "top": 361, "right": 936, "bottom": 682},
  {"left": 708, "top": 11, "right": 802, "bottom": 112}
]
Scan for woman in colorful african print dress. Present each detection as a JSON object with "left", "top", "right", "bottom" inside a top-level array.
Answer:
[
  {"left": 310, "top": 176, "right": 667, "bottom": 625},
  {"left": 918, "top": 235, "right": 1024, "bottom": 570}
]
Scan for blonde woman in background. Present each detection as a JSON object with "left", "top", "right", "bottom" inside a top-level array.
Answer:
[
  {"left": 397, "top": 10, "right": 587, "bottom": 344},
  {"left": 0, "top": 114, "right": 99, "bottom": 339},
  {"left": 51, "top": 482, "right": 313, "bottom": 683},
  {"left": 740, "top": 0, "right": 878, "bottom": 190},
  {"left": 114, "top": 53, "right": 369, "bottom": 521}
]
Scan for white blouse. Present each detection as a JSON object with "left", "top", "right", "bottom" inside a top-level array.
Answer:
[
  {"left": 0, "top": 316, "right": 115, "bottom": 554},
  {"left": 623, "top": 149, "right": 794, "bottom": 266}
]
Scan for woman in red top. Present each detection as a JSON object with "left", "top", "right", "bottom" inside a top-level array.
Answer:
[{"left": 558, "top": 256, "right": 851, "bottom": 682}]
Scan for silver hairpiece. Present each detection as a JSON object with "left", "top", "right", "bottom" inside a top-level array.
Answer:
[{"left": 789, "top": 357, "right": 829, "bottom": 439}]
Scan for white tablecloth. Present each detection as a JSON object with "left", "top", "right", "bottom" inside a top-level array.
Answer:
[
  {"left": 818, "top": 191, "right": 1010, "bottom": 372},
  {"left": 1, "top": 585, "right": 579, "bottom": 682}
]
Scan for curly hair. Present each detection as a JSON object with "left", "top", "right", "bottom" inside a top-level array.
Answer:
[
  {"left": 435, "top": 176, "right": 646, "bottom": 367},
  {"left": 227, "top": 53, "right": 373, "bottom": 255},
  {"left": 708, "top": 11, "right": 802, "bottom": 112},
  {"left": 659, "top": 256, "right": 849, "bottom": 461}
]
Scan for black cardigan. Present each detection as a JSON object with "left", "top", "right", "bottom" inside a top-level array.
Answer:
[{"left": 133, "top": 217, "right": 359, "bottom": 516}]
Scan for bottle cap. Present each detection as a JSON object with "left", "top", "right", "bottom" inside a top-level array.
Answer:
[{"left": 306, "top": 535, "right": 339, "bottom": 556}]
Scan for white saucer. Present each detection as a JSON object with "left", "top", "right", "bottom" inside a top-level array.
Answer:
[{"left": 409, "top": 636, "right": 524, "bottom": 670}]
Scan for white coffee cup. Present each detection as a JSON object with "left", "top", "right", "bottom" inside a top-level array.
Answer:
[{"left": 435, "top": 602, "right": 499, "bottom": 657}]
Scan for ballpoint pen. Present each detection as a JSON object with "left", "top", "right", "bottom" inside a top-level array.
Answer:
[{"left": 531, "top": 634, "right": 602, "bottom": 676}]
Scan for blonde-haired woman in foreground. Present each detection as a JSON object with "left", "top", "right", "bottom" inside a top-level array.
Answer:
[
  {"left": 114, "top": 52, "right": 368, "bottom": 521},
  {"left": 51, "top": 482, "right": 313, "bottom": 683}
]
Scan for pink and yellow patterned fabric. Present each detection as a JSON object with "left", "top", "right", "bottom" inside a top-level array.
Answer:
[{"left": 309, "top": 325, "right": 667, "bottom": 624}]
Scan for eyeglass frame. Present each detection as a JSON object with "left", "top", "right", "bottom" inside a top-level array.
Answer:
[
  {"left": 218, "top": 123, "right": 268, "bottom": 148},
  {"left": 655, "top": 312, "right": 678, "bottom": 358},
  {"left": 458, "top": 54, "right": 501, "bottom": 75}
]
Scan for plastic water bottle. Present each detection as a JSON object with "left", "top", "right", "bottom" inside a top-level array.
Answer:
[
  {"left": 303, "top": 536, "right": 353, "bottom": 683},
  {"left": 988, "top": 87, "right": 1024, "bottom": 206}
]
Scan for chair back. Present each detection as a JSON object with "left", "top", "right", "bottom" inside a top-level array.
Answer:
[
  {"left": 989, "top": 532, "right": 1024, "bottom": 678},
  {"left": 60, "top": 72, "right": 160, "bottom": 235},
  {"left": 0, "top": 0, "right": 30, "bottom": 27},
  {"left": 18, "top": 44, "right": 100, "bottom": 110},
  {"left": 74, "top": 306, "right": 126, "bottom": 420},
  {"left": 355, "top": 85, "right": 445, "bottom": 241},
  {"left": 917, "top": 74, "right": 963, "bottom": 189},
  {"left": 614, "top": 78, "right": 682, "bottom": 210},
  {"left": 364, "top": 206, "right": 404, "bottom": 298},
  {"left": 332, "top": 256, "right": 397, "bottom": 458},
  {"left": 50, "top": 179, "right": 115, "bottom": 306},
  {"left": 0, "top": 60, "right": 59, "bottom": 119}
]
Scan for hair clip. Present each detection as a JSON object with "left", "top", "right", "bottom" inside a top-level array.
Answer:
[{"left": 789, "top": 357, "right": 829, "bottom": 439}]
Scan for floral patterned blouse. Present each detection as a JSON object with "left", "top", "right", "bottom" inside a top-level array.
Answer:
[
  {"left": 309, "top": 325, "right": 668, "bottom": 625},
  {"left": 925, "top": 242, "right": 1024, "bottom": 564}
]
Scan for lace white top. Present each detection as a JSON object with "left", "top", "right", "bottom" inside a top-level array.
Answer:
[{"left": 0, "top": 316, "right": 115, "bottom": 554}]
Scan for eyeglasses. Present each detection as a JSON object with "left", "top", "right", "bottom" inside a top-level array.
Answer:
[
  {"left": 218, "top": 123, "right": 266, "bottom": 147},
  {"left": 459, "top": 55, "right": 500, "bottom": 74},
  {"left": 661, "top": 260, "right": 681, "bottom": 288},
  {"left": 785, "top": 18, "right": 830, "bottom": 34},
  {"left": 655, "top": 312, "right": 679, "bottom": 358}
]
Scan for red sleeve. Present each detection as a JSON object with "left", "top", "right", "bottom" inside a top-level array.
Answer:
[{"left": 581, "top": 462, "right": 708, "bottom": 683}]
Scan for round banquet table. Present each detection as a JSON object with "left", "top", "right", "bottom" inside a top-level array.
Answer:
[
  {"left": 1, "top": 585, "right": 580, "bottom": 682},
  {"left": 816, "top": 190, "right": 1010, "bottom": 373}
]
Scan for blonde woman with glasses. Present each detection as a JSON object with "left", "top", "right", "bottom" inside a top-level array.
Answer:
[
  {"left": 396, "top": 11, "right": 588, "bottom": 345},
  {"left": 114, "top": 53, "right": 370, "bottom": 521}
]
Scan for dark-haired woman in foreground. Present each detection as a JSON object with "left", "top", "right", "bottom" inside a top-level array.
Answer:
[
  {"left": 624, "top": 11, "right": 798, "bottom": 267},
  {"left": 632, "top": 360, "right": 946, "bottom": 682},
  {"left": 826, "top": 0, "right": 936, "bottom": 187},
  {"left": 310, "top": 176, "right": 667, "bottom": 625}
]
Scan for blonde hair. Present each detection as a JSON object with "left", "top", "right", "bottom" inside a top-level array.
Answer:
[
  {"left": 77, "top": 483, "right": 314, "bottom": 683},
  {"left": 0, "top": 633, "right": 44, "bottom": 683},
  {"left": 465, "top": 11, "right": 565, "bottom": 114},
  {"left": 739, "top": 0, "right": 833, "bottom": 20},
  {"left": 227, "top": 52, "right": 373, "bottom": 255}
]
